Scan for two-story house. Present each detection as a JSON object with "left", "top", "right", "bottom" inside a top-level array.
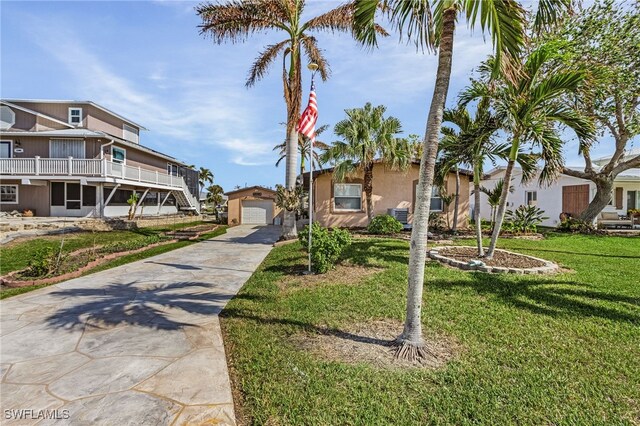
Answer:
[{"left": 0, "top": 99, "right": 200, "bottom": 217}]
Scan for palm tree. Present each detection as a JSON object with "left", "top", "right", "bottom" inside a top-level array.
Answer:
[
  {"left": 197, "top": 0, "right": 387, "bottom": 239},
  {"left": 322, "top": 103, "right": 410, "bottom": 221},
  {"left": 198, "top": 167, "right": 214, "bottom": 189},
  {"left": 461, "top": 47, "right": 594, "bottom": 259},
  {"left": 353, "top": 0, "right": 573, "bottom": 361},
  {"left": 480, "top": 178, "right": 512, "bottom": 225},
  {"left": 274, "top": 124, "right": 330, "bottom": 175},
  {"left": 206, "top": 184, "right": 224, "bottom": 206}
]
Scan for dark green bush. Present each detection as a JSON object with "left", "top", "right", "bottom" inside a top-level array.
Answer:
[
  {"left": 557, "top": 218, "right": 598, "bottom": 234},
  {"left": 299, "top": 223, "right": 352, "bottom": 273},
  {"left": 428, "top": 212, "right": 446, "bottom": 232},
  {"left": 505, "top": 205, "right": 548, "bottom": 234},
  {"left": 367, "top": 214, "right": 404, "bottom": 235}
]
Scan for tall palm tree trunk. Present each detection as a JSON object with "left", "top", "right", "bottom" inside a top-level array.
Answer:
[
  {"left": 452, "top": 167, "right": 460, "bottom": 233},
  {"left": 364, "top": 162, "right": 375, "bottom": 221},
  {"left": 282, "top": 127, "right": 299, "bottom": 239},
  {"left": 485, "top": 156, "right": 516, "bottom": 258},
  {"left": 473, "top": 165, "right": 484, "bottom": 257},
  {"left": 397, "top": 7, "right": 456, "bottom": 361}
]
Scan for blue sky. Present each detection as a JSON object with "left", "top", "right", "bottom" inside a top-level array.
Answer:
[{"left": 1, "top": 0, "right": 603, "bottom": 191}]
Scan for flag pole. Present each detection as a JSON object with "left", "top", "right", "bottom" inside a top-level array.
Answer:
[{"left": 306, "top": 63, "right": 318, "bottom": 274}]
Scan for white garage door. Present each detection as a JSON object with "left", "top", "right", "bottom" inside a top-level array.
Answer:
[{"left": 241, "top": 200, "right": 273, "bottom": 224}]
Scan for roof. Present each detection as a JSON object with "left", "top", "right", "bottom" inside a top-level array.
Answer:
[
  {"left": 592, "top": 147, "right": 640, "bottom": 165},
  {"left": 2, "top": 99, "right": 148, "bottom": 130},
  {"left": 301, "top": 160, "right": 473, "bottom": 180},
  {"left": 224, "top": 185, "right": 276, "bottom": 197},
  {"left": 1, "top": 100, "right": 74, "bottom": 129},
  {"left": 0, "top": 128, "right": 189, "bottom": 167},
  {"left": 483, "top": 165, "right": 639, "bottom": 181}
]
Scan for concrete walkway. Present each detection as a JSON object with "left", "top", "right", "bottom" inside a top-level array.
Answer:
[{"left": 0, "top": 225, "right": 280, "bottom": 425}]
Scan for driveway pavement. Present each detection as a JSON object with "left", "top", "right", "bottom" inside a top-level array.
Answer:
[{"left": 0, "top": 225, "right": 280, "bottom": 425}]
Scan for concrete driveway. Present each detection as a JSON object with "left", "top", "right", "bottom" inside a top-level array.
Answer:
[{"left": 0, "top": 225, "right": 279, "bottom": 425}]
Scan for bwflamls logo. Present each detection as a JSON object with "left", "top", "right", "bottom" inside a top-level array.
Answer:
[{"left": 4, "top": 409, "right": 71, "bottom": 420}]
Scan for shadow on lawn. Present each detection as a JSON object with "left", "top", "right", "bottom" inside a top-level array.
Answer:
[
  {"left": 431, "top": 274, "right": 639, "bottom": 324},
  {"left": 45, "top": 281, "right": 254, "bottom": 331},
  {"left": 221, "top": 308, "right": 391, "bottom": 346}
]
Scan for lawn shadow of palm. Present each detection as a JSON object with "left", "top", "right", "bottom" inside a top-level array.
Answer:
[
  {"left": 430, "top": 274, "right": 639, "bottom": 324},
  {"left": 45, "top": 281, "right": 253, "bottom": 331}
]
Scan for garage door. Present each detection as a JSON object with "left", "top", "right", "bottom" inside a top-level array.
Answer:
[{"left": 241, "top": 200, "right": 273, "bottom": 224}]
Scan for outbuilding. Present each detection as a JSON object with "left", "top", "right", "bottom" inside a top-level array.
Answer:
[{"left": 225, "top": 185, "right": 281, "bottom": 225}]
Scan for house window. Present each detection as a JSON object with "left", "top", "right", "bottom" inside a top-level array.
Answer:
[
  {"left": 0, "top": 185, "right": 18, "bottom": 204},
  {"left": 525, "top": 191, "right": 537, "bottom": 206},
  {"left": 167, "top": 163, "right": 179, "bottom": 176},
  {"left": 123, "top": 124, "right": 139, "bottom": 144},
  {"left": 68, "top": 108, "right": 82, "bottom": 126},
  {"left": 111, "top": 146, "right": 126, "bottom": 164},
  {"left": 628, "top": 191, "right": 640, "bottom": 210},
  {"left": 334, "top": 183, "right": 362, "bottom": 211},
  {"left": 430, "top": 187, "right": 443, "bottom": 212},
  {"left": 0, "top": 140, "right": 11, "bottom": 158},
  {"left": 0, "top": 106, "right": 15, "bottom": 130}
]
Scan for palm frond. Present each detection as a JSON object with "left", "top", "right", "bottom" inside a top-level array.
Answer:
[
  {"left": 197, "top": 0, "right": 290, "bottom": 43},
  {"left": 246, "top": 39, "right": 290, "bottom": 87},
  {"left": 533, "top": 0, "right": 573, "bottom": 35},
  {"left": 300, "top": 36, "right": 330, "bottom": 81}
]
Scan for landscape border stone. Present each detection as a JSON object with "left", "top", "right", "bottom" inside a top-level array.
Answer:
[{"left": 427, "top": 246, "right": 559, "bottom": 275}]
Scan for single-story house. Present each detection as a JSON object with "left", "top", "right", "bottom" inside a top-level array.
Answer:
[
  {"left": 225, "top": 185, "right": 282, "bottom": 225},
  {"left": 303, "top": 161, "right": 471, "bottom": 229},
  {"left": 476, "top": 158, "right": 640, "bottom": 227}
]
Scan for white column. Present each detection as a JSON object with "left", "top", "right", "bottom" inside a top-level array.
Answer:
[
  {"left": 68, "top": 156, "right": 73, "bottom": 176},
  {"left": 35, "top": 156, "right": 40, "bottom": 175}
]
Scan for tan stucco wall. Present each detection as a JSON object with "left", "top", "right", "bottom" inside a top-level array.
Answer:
[
  {"left": 313, "top": 163, "right": 470, "bottom": 229},
  {"left": 226, "top": 187, "right": 280, "bottom": 225}
]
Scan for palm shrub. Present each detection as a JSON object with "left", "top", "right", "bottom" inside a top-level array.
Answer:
[
  {"left": 368, "top": 214, "right": 403, "bottom": 235},
  {"left": 504, "top": 205, "right": 548, "bottom": 234},
  {"left": 299, "top": 223, "right": 351, "bottom": 273}
]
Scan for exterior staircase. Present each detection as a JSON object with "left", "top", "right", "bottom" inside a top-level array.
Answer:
[{"left": 173, "top": 179, "right": 200, "bottom": 214}]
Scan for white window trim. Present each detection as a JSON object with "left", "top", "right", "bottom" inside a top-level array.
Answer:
[
  {"left": 430, "top": 187, "right": 443, "bottom": 212},
  {"left": 167, "top": 163, "right": 179, "bottom": 176},
  {"left": 49, "top": 139, "right": 86, "bottom": 159},
  {"left": 111, "top": 146, "right": 127, "bottom": 164},
  {"left": 68, "top": 107, "right": 83, "bottom": 126},
  {"left": 0, "top": 140, "right": 13, "bottom": 158},
  {"left": 0, "top": 184, "right": 19, "bottom": 204},
  {"left": 525, "top": 190, "right": 537, "bottom": 206},
  {"left": 333, "top": 183, "right": 362, "bottom": 211}
]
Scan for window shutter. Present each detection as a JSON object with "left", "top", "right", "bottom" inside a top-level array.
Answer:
[{"left": 615, "top": 187, "right": 623, "bottom": 209}]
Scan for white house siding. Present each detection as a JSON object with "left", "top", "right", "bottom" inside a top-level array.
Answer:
[{"left": 474, "top": 168, "right": 640, "bottom": 227}]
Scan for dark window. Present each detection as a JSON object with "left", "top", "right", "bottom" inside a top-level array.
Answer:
[
  {"left": 82, "top": 185, "right": 96, "bottom": 207},
  {"left": 67, "top": 183, "right": 81, "bottom": 200},
  {"left": 104, "top": 188, "right": 133, "bottom": 205},
  {"left": 66, "top": 201, "right": 81, "bottom": 210},
  {"left": 51, "top": 182, "right": 65, "bottom": 206},
  {"left": 143, "top": 191, "right": 158, "bottom": 206}
]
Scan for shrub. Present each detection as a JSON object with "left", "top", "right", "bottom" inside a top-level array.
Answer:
[
  {"left": 505, "top": 205, "right": 548, "bottom": 234},
  {"left": 557, "top": 218, "right": 598, "bottom": 234},
  {"left": 428, "top": 212, "right": 446, "bottom": 232},
  {"left": 22, "top": 246, "right": 66, "bottom": 278},
  {"left": 367, "top": 214, "right": 403, "bottom": 235},
  {"left": 299, "top": 223, "right": 351, "bottom": 273}
]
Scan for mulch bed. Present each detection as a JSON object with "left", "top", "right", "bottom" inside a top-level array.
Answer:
[
  {"left": 277, "top": 263, "right": 384, "bottom": 293},
  {"left": 290, "top": 319, "right": 459, "bottom": 370},
  {"left": 437, "top": 246, "right": 546, "bottom": 269}
]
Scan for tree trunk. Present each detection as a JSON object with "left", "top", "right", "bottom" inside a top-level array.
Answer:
[
  {"left": 579, "top": 178, "right": 614, "bottom": 223},
  {"left": 485, "top": 159, "right": 516, "bottom": 259},
  {"left": 364, "top": 162, "right": 374, "bottom": 221},
  {"left": 282, "top": 127, "right": 299, "bottom": 239},
  {"left": 473, "top": 166, "right": 484, "bottom": 257},
  {"left": 452, "top": 167, "right": 460, "bottom": 233},
  {"left": 396, "top": 7, "right": 456, "bottom": 362}
]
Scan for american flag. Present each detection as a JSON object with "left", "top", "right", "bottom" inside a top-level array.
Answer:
[{"left": 297, "top": 82, "right": 318, "bottom": 141}]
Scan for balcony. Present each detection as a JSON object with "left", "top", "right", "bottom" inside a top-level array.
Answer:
[{"left": 0, "top": 156, "right": 184, "bottom": 189}]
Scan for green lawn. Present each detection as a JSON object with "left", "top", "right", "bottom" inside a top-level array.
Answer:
[
  {"left": 0, "top": 221, "right": 226, "bottom": 299},
  {"left": 221, "top": 233, "right": 640, "bottom": 425}
]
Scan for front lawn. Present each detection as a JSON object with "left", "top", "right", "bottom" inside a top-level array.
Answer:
[{"left": 221, "top": 234, "right": 640, "bottom": 425}]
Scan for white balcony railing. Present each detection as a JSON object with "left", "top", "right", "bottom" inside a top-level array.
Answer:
[{"left": 0, "top": 156, "right": 185, "bottom": 189}]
